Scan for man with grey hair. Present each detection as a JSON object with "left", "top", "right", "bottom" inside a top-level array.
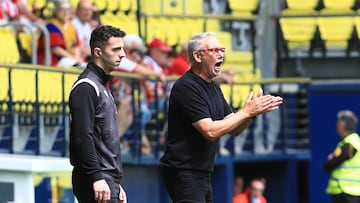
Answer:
[
  {"left": 160, "top": 32, "right": 283, "bottom": 203},
  {"left": 324, "top": 110, "right": 360, "bottom": 203}
]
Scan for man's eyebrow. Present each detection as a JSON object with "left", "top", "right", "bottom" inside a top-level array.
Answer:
[{"left": 112, "top": 46, "right": 123, "bottom": 51}]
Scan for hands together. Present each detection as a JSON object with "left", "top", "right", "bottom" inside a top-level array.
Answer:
[{"left": 243, "top": 88, "right": 283, "bottom": 118}]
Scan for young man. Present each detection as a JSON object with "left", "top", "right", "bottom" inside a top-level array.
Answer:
[
  {"left": 160, "top": 32, "right": 283, "bottom": 203},
  {"left": 69, "top": 25, "right": 127, "bottom": 203}
]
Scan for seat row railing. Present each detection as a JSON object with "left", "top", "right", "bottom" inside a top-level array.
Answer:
[{"left": 0, "top": 63, "right": 311, "bottom": 163}]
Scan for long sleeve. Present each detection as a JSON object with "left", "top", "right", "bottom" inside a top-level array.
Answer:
[
  {"left": 69, "top": 82, "right": 104, "bottom": 182},
  {"left": 324, "top": 143, "right": 358, "bottom": 173}
]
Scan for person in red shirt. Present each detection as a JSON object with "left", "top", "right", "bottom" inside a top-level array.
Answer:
[
  {"left": 165, "top": 41, "right": 190, "bottom": 76},
  {"left": 233, "top": 177, "right": 267, "bottom": 203}
]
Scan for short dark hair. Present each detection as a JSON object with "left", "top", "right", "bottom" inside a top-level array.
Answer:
[{"left": 90, "top": 25, "right": 126, "bottom": 55}]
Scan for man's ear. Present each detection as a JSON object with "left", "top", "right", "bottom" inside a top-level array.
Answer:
[
  {"left": 94, "top": 47, "right": 101, "bottom": 57},
  {"left": 193, "top": 51, "right": 202, "bottom": 63}
]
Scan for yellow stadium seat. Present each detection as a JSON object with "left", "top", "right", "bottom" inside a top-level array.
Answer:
[
  {"left": 279, "top": 9, "right": 317, "bottom": 51},
  {"left": 18, "top": 32, "right": 32, "bottom": 57},
  {"left": 116, "top": 12, "right": 139, "bottom": 35},
  {"left": 228, "top": 0, "right": 259, "bottom": 15},
  {"left": 323, "top": 0, "right": 355, "bottom": 9},
  {"left": 318, "top": 9, "right": 354, "bottom": 50},
  {"left": 0, "top": 27, "right": 20, "bottom": 64},
  {"left": 145, "top": 17, "right": 177, "bottom": 44},
  {"left": 100, "top": 11, "right": 117, "bottom": 27},
  {"left": 64, "top": 73, "right": 79, "bottom": 102},
  {"left": 164, "top": 19, "right": 180, "bottom": 46},
  {"left": 11, "top": 69, "right": 36, "bottom": 104},
  {"left": 184, "top": 0, "right": 203, "bottom": 15},
  {"left": 353, "top": 9, "right": 360, "bottom": 39},
  {"left": 0, "top": 68, "right": 8, "bottom": 102},
  {"left": 92, "top": 0, "right": 107, "bottom": 11},
  {"left": 216, "top": 31, "right": 232, "bottom": 51},
  {"left": 205, "top": 19, "right": 221, "bottom": 32},
  {"left": 107, "top": 0, "right": 120, "bottom": 12},
  {"left": 164, "top": 0, "right": 183, "bottom": 15},
  {"left": 130, "top": 0, "right": 138, "bottom": 12},
  {"left": 119, "top": 0, "right": 131, "bottom": 11},
  {"left": 286, "top": 0, "right": 319, "bottom": 10},
  {"left": 38, "top": 71, "right": 63, "bottom": 104},
  {"left": 186, "top": 18, "right": 204, "bottom": 35},
  {"left": 225, "top": 51, "right": 254, "bottom": 73},
  {"left": 220, "top": 84, "right": 232, "bottom": 104},
  {"left": 140, "top": 0, "right": 161, "bottom": 14}
]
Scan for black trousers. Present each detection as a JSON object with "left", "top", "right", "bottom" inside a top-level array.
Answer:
[
  {"left": 72, "top": 171, "right": 120, "bottom": 203},
  {"left": 332, "top": 193, "right": 360, "bottom": 203},
  {"left": 162, "top": 166, "right": 213, "bottom": 203}
]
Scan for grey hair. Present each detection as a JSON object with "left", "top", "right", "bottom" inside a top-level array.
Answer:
[
  {"left": 338, "top": 110, "right": 358, "bottom": 132},
  {"left": 188, "top": 32, "right": 216, "bottom": 65},
  {"left": 123, "top": 34, "right": 147, "bottom": 52},
  {"left": 52, "top": 0, "right": 72, "bottom": 13}
]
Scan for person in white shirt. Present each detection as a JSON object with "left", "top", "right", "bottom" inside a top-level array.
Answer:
[{"left": 72, "top": 0, "right": 93, "bottom": 60}]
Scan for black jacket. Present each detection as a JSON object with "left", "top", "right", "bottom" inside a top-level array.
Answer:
[{"left": 69, "top": 62, "right": 122, "bottom": 183}]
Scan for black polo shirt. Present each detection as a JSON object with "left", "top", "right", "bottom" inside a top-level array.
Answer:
[{"left": 160, "top": 70, "right": 232, "bottom": 172}]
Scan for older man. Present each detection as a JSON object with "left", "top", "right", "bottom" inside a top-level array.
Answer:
[{"left": 160, "top": 32, "right": 283, "bottom": 203}]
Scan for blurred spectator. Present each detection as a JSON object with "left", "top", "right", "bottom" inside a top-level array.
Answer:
[
  {"left": 144, "top": 38, "right": 173, "bottom": 105},
  {"left": 0, "top": 0, "right": 45, "bottom": 24},
  {"left": 114, "top": 35, "right": 167, "bottom": 155},
  {"left": 0, "top": 0, "right": 19, "bottom": 23},
  {"left": 165, "top": 41, "right": 189, "bottom": 76},
  {"left": 72, "top": 0, "right": 93, "bottom": 60},
  {"left": 120, "top": 34, "right": 165, "bottom": 81},
  {"left": 89, "top": 2, "right": 100, "bottom": 29},
  {"left": 37, "top": 0, "right": 85, "bottom": 67},
  {"left": 233, "top": 177, "right": 267, "bottom": 203},
  {"left": 234, "top": 175, "right": 244, "bottom": 196}
]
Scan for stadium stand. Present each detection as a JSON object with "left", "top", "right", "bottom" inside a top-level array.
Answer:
[
  {"left": 119, "top": 0, "right": 132, "bottom": 12},
  {"left": 354, "top": 9, "right": 360, "bottom": 41},
  {"left": 107, "top": 0, "right": 120, "bottom": 13},
  {"left": 0, "top": 1, "right": 329, "bottom": 203},
  {"left": 140, "top": 0, "right": 162, "bottom": 14},
  {"left": 279, "top": 9, "right": 318, "bottom": 52},
  {"left": 228, "top": 0, "right": 259, "bottom": 15},
  {"left": 92, "top": 0, "right": 107, "bottom": 12},
  {"left": 285, "top": 0, "right": 319, "bottom": 10},
  {"left": 323, "top": 0, "right": 355, "bottom": 9},
  {"left": 184, "top": 0, "right": 203, "bottom": 15},
  {"left": 0, "top": 27, "right": 20, "bottom": 64},
  {"left": 163, "top": 0, "right": 183, "bottom": 15},
  {"left": 317, "top": 8, "right": 354, "bottom": 51}
]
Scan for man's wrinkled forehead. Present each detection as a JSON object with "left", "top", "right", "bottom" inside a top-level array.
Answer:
[{"left": 201, "top": 36, "right": 222, "bottom": 48}]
